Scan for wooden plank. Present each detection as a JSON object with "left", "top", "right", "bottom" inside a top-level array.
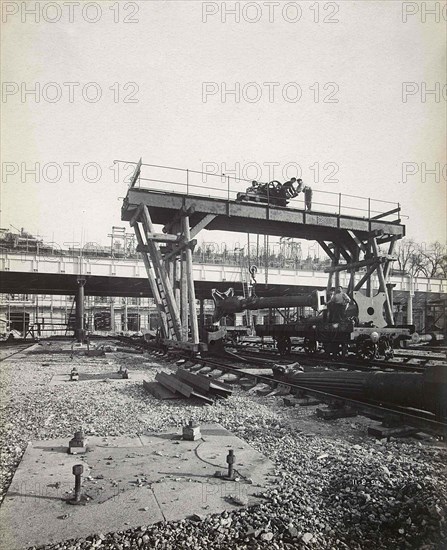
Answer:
[
  {"left": 190, "top": 214, "right": 217, "bottom": 239},
  {"left": 324, "top": 257, "right": 387, "bottom": 273},
  {"left": 155, "top": 372, "right": 213, "bottom": 403},
  {"left": 129, "top": 203, "right": 143, "bottom": 227},
  {"left": 316, "top": 406, "right": 357, "bottom": 419},
  {"left": 164, "top": 239, "right": 196, "bottom": 262},
  {"left": 317, "top": 240, "right": 337, "bottom": 262},
  {"left": 180, "top": 252, "right": 188, "bottom": 340},
  {"left": 176, "top": 368, "right": 232, "bottom": 394},
  {"left": 347, "top": 230, "right": 367, "bottom": 253},
  {"left": 156, "top": 371, "right": 194, "bottom": 397},
  {"left": 182, "top": 215, "right": 199, "bottom": 345},
  {"left": 383, "top": 236, "right": 398, "bottom": 279},
  {"left": 143, "top": 380, "right": 180, "bottom": 400},
  {"left": 144, "top": 233, "right": 179, "bottom": 243},
  {"left": 368, "top": 424, "right": 417, "bottom": 439},
  {"left": 353, "top": 264, "right": 377, "bottom": 291}
]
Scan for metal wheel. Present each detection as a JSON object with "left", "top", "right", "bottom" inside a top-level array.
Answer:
[
  {"left": 357, "top": 340, "right": 377, "bottom": 361},
  {"left": 324, "top": 342, "right": 342, "bottom": 359},
  {"left": 378, "top": 336, "right": 393, "bottom": 360},
  {"left": 277, "top": 336, "right": 292, "bottom": 357},
  {"left": 303, "top": 338, "right": 318, "bottom": 355}
]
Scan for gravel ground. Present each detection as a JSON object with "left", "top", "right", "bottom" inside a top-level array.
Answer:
[{"left": 0, "top": 343, "right": 446, "bottom": 550}]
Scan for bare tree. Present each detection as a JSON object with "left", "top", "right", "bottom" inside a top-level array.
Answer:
[
  {"left": 395, "top": 239, "right": 423, "bottom": 276},
  {"left": 395, "top": 239, "right": 447, "bottom": 278},
  {"left": 417, "top": 242, "right": 447, "bottom": 278}
]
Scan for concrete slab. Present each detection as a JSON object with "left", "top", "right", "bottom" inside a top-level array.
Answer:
[
  {"left": 50, "top": 370, "right": 149, "bottom": 386},
  {"left": 0, "top": 425, "right": 277, "bottom": 550}
]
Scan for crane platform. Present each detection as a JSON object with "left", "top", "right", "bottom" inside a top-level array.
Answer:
[{"left": 121, "top": 187, "right": 404, "bottom": 243}]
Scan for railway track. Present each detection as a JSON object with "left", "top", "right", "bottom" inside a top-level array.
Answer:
[
  {"left": 228, "top": 343, "right": 446, "bottom": 373},
  {"left": 173, "top": 354, "right": 447, "bottom": 439}
]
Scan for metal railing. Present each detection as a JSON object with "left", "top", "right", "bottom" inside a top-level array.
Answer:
[{"left": 117, "top": 160, "right": 402, "bottom": 222}]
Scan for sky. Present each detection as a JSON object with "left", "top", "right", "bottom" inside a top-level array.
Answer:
[{"left": 1, "top": 0, "right": 446, "bottom": 252}]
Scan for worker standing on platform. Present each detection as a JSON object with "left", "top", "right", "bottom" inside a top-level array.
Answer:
[
  {"left": 304, "top": 186, "right": 313, "bottom": 211},
  {"left": 330, "top": 286, "right": 351, "bottom": 322},
  {"left": 326, "top": 287, "right": 336, "bottom": 322},
  {"left": 282, "top": 177, "right": 297, "bottom": 199}
]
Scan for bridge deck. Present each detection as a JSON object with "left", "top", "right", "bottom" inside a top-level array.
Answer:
[{"left": 121, "top": 188, "right": 405, "bottom": 241}]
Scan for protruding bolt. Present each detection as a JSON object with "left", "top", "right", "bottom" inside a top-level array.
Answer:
[
  {"left": 72, "top": 464, "right": 83, "bottom": 502},
  {"left": 72, "top": 464, "right": 83, "bottom": 475},
  {"left": 74, "top": 430, "right": 84, "bottom": 441},
  {"left": 226, "top": 449, "right": 235, "bottom": 479}
]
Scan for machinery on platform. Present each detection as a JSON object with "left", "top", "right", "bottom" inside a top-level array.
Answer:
[
  {"left": 210, "top": 287, "right": 415, "bottom": 361},
  {"left": 236, "top": 178, "right": 304, "bottom": 207}
]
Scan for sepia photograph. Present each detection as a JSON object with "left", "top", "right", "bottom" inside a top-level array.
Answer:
[{"left": 0, "top": 1, "right": 446, "bottom": 549}]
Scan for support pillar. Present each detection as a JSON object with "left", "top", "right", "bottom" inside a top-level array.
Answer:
[
  {"left": 333, "top": 245, "right": 340, "bottom": 288},
  {"left": 75, "top": 277, "right": 86, "bottom": 343},
  {"left": 199, "top": 299, "right": 205, "bottom": 331},
  {"left": 407, "top": 276, "right": 414, "bottom": 325},
  {"left": 110, "top": 298, "right": 115, "bottom": 333},
  {"left": 174, "top": 257, "right": 181, "bottom": 309},
  {"left": 123, "top": 297, "right": 128, "bottom": 332},
  {"left": 181, "top": 251, "right": 188, "bottom": 340},
  {"left": 182, "top": 215, "right": 199, "bottom": 345},
  {"left": 89, "top": 306, "right": 94, "bottom": 334},
  {"left": 386, "top": 283, "right": 395, "bottom": 321}
]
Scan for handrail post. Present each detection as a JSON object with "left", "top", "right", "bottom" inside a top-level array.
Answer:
[
  {"left": 227, "top": 175, "right": 230, "bottom": 202},
  {"left": 186, "top": 169, "right": 189, "bottom": 196},
  {"left": 338, "top": 193, "right": 341, "bottom": 216},
  {"left": 368, "top": 198, "right": 371, "bottom": 219}
]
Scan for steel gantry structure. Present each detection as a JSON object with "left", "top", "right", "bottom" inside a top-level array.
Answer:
[{"left": 120, "top": 159, "right": 406, "bottom": 350}]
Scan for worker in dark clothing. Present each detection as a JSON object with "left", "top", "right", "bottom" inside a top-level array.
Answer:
[
  {"left": 330, "top": 286, "right": 351, "bottom": 322},
  {"left": 326, "top": 287, "right": 336, "bottom": 322},
  {"left": 303, "top": 186, "right": 313, "bottom": 210},
  {"left": 282, "top": 177, "right": 297, "bottom": 199}
]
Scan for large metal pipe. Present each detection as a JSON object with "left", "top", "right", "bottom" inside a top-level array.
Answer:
[
  {"left": 212, "top": 288, "right": 326, "bottom": 322},
  {"left": 275, "top": 366, "right": 446, "bottom": 418}
]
